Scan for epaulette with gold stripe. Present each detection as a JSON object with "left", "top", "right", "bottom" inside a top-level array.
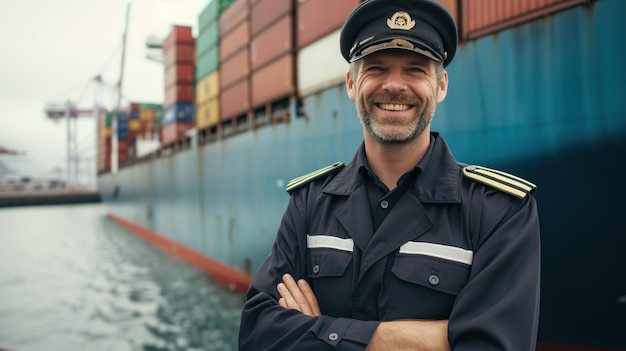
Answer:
[
  {"left": 463, "top": 165, "right": 537, "bottom": 199},
  {"left": 286, "top": 162, "right": 345, "bottom": 193}
]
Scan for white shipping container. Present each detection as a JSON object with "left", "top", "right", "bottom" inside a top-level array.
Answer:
[{"left": 297, "top": 29, "right": 348, "bottom": 97}]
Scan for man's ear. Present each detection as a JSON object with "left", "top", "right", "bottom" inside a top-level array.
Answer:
[
  {"left": 436, "top": 69, "right": 448, "bottom": 103},
  {"left": 346, "top": 70, "right": 356, "bottom": 101}
]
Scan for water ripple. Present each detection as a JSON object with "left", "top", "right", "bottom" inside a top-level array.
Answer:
[{"left": 0, "top": 204, "right": 244, "bottom": 351}]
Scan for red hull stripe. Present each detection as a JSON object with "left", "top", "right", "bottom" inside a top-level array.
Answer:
[
  {"left": 108, "top": 214, "right": 252, "bottom": 294},
  {"left": 536, "top": 343, "right": 626, "bottom": 351}
]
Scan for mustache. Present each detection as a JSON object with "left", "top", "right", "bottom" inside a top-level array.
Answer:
[{"left": 367, "top": 92, "right": 421, "bottom": 105}]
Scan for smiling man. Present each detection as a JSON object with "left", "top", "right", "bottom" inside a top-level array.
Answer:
[{"left": 238, "top": 1, "right": 541, "bottom": 350}]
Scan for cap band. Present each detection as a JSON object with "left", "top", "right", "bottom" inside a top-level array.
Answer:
[{"left": 350, "top": 38, "right": 443, "bottom": 63}]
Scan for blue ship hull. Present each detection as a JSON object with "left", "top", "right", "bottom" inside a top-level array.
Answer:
[{"left": 99, "top": 0, "right": 626, "bottom": 348}]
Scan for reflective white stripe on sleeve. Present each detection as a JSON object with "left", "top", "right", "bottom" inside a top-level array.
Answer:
[
  {"left": 307, "top": 235, "right": 354, "bottom": 252},
  {"left": 399, "top": 242, "right": 473, "bottom": 265}
]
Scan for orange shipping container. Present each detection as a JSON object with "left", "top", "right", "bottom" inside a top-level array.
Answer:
[
  {"left": 220, "top": 0, "right": 249, "bottom": 35},
  {"left": 220, "top": 78, "right": 250, "bottom": 121},
  {"left": 165, "top": 64, "right": 194, "bottom": 86},
  {"left": 251, "top": 14, "right": 292, "bottom": 70},
  {"left": 221, "top": 47, "right": 250, "bottom": 89},
  {"left": 164, "top": 83, "right": 194, "bottom": 107},
  {"left": 196, "top": 71, "right": 220, "bottom": 104},
  {"left": 164, "top": 43, "right": 195, "bottom": 66},
  {"left": 251, "top": 0, "right": 293, "bottom": 35},
  {"left": 196, "top": 97, "right": 220, "bottom": 130},
  {"left": 220, "top": 20, "right": 250, "bottom": 61},
  {"left": 251, "top": 54, "right": 294, "bottom": 108},
  {"left": 296, "top": 0, "right": 361, "bottom": 49},
  {"left": 161, "top": 122, "right": 194, "bottom": 145},
  {"left": 462, "top": 0, "right": 588, "bottom": 39},
  {"left": 139, "top": 109, "right": 156, "bottom": 122}
]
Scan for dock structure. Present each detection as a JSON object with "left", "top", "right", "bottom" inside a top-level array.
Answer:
[{"left": 0, "top": 190, "right": 101, "bottom": 207}]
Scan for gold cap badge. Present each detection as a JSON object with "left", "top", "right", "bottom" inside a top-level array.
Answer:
[{"left": 387, "top": 11, "right": 415, "bottom": 30}]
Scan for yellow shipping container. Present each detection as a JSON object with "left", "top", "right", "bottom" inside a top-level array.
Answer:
[
  {"left": 196, "top": 97, "right": 220, "bottom": 130},
  {"left": 129, "top": 119, "right": 142, "bottom": 132},
  {"left": 102, "top": 128, "right": 113, "bottom": 137},
  {"left": 196, "top": 71, "right": 220, "bottom": 105}
]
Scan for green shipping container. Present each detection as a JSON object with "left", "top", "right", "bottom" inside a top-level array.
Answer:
[
  {"left": 139, "top": 103, "right": 162, "bottom": 111},
  {"left": 155, "top": 108, "right": 163, "bottom": 121},
  {"left": 105, "top": 112, "right": 115, "bottom": 128},
  {"left": 199, "top": 0, "right": 236, "bottom": 31},
  {"left": 196, "top": 45, "right": 220, "bottom": 81},
  {"left": 199, "top": 0, "right": 219, "bottom": 31},
  {"left": 197, "top": 20, "right": 220, "bottom": 55}
]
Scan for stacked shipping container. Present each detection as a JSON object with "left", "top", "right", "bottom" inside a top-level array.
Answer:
[
  {"left": 296, "top": 0, "right": 362, "bottom": 97},
  {"left": 219, "top": 0, "right": 251, "bottom": 129},
  {"left": 250, "top": 0, "right": 295, "bottom": 121},
  {"left": 101, "top": 0, "right": 590, "bottom": 167},
  {"left": 97, "top": 111, "right": 112, "bottom": 173},
  {"left": 462, "top": 0, "right": 590, "bottom": 39},
  {"left": 162, "top": 26, "right": 195, "bottom": 146},
  {"left": 196, "top": 0, "right": 226, "bottom": 133}
]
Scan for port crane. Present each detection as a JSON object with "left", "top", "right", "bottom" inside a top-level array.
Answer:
[
  {"left": 43, "top": 2, "right": 131, "bottom": 189},
  {"left": 0, "top": 146, "right": 25, "bottom": 180}
]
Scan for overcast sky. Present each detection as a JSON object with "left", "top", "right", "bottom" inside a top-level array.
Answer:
[{"left": 0, "top": 0, "right": 207, "bottom": 184}]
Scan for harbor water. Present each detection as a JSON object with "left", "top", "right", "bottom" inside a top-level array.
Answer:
[{"left": 0, "top": 203, "right": 244, "bottom": 351}]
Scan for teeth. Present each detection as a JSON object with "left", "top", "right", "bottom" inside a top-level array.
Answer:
[{"left": 379, "top": 103, "right": 410, "bottom": 111}]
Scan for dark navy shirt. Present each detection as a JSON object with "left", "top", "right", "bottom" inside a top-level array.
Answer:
[{"left": 239, "top": 133, "right": 541, "bottom": 351}]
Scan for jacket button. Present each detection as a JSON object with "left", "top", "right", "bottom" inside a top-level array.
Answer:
[
  {"left": 329, "top": 332, "right": 339, "bottom": 341},
  {"left": 312, "top": 265, "right": 320, "bottom": 274},
  {"left": 380, "top": 200, "right": 389, "bottom": 209},
  {"left": 428, "top": 274, "right": 440, "bottom": 286}
]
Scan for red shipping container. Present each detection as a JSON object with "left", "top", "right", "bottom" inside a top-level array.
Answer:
[
  {"left": 220, "top": 78, "right": 250, "bottom": 120},
  {"left": 164, "top": 43, "right": 195, "bottom": 66},
  {"left": 251, "top": 0, "right": 293, "bottom": 35},
  {"left": 161, "top": 122, "right": 194, "bottom": 145},
  {"left": 251, "top": 54, "right": 294, "bottom": 108},
  {"left": 296, "top": 0, "right": 361, "bottom": 49},
  {"left": 164, "top": 83, "right": 194, "bottom": 107},
  {"left": 220, "top": 0, "right": 249, "bottom": 35},
  {"left": 220, "top": 20, "right": 250, "bottom": 61},
  {"left": 462, "top": 0, "right": 589, "bottom": 39},
  {"left": 162, "top": 26, "right": 194, "bottom": 51},
  {"left": 221, "top": 47, "right": 250, "bottom": 89},
  {"left": 165, "top": 64, "right": 194, "bottom": 86},
  {"left": 251, "top": 14, "right": 292, "bottom": 70},
  {"left": 126, "top": 103, "right": 139, "bottom": 113}
]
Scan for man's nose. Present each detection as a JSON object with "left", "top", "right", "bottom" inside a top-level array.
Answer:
[{"left": 381, "top": 68, "right": 408, "bottom": 93}]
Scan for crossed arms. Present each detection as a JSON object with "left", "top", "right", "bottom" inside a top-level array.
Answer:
[{"left": 277, "top": 273, "right": 450, "bottom": 351}]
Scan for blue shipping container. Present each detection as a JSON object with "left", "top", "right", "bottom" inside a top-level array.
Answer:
[{"left": 163, "top": 103, "right": 194, "bottom": 125}]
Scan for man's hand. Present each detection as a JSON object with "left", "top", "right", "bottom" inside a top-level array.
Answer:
[
  {"left": 276, "top": 274, "right": 449, "bottom": 350},
  {"left": 277, "top": 273, "right": 321, "bottom": 317}
]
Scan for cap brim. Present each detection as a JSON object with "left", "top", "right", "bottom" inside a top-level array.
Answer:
[{"left": 349, "top": 36, "right": 443, "bottom": 63}]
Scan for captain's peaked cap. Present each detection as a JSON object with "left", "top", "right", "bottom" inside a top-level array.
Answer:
[{"left": 340, "top": 0, "right": 458, "bottom": 67}]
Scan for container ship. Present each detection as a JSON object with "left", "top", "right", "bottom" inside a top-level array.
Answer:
[{"left": 97, "top": 0, "right": 626, "bottom": 349}]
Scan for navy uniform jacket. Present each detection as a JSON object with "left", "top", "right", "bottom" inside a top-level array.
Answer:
[{"left": 239, "top": 133, "right": 541, "bottom": 350}]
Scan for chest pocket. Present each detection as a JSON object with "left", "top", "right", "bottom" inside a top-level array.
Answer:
[
  {"left": 306, "top": 235, "right": 354, "bottom": 316},
  {"left": 386, "top": 242, "right": 472, "bottom": 320}
]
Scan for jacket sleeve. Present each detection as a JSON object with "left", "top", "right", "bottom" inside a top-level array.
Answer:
[
  {"left": 238, "top": 193, "right": 380, "bottom": 351},
  {"left": 448, "top": 192, "right": 541, "bottom": 350}
]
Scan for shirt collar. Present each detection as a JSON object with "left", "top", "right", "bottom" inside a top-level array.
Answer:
[{"left": 324, "top": 132, "right": 461, "bottom": 203}]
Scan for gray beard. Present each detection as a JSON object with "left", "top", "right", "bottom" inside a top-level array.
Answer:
[{"left": 356, "top": 102, "right": 435, "bottom": 145}]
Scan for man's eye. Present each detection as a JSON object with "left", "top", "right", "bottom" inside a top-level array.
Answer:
[{"left": 408, "top": 67, "right": 425, "bottom": 73}]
